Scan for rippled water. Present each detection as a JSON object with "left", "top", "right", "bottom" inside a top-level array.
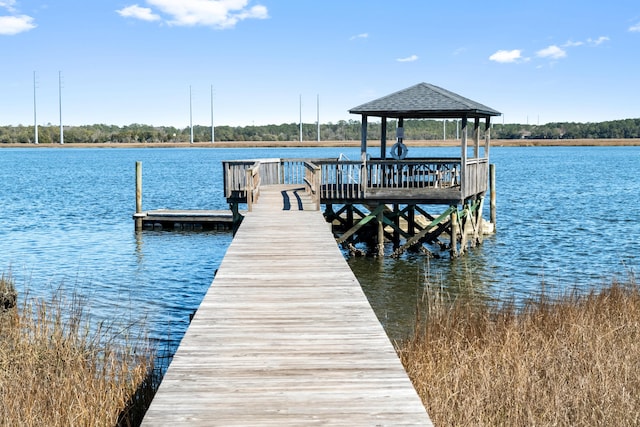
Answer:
[{"left": 1, "top": 146, "right": 638, "bottom": 351}]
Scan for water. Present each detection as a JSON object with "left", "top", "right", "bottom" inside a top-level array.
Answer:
[{"left": 1, "top": 146, "right": 638, "bottom": 353}]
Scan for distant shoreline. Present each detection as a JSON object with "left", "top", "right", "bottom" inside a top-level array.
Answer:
[{"left": 1, "top": 138, "right": 639, "bottom": 149}]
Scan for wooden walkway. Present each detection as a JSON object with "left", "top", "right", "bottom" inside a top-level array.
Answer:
[{"left": 142, "top": 185, "right": 433, "bottom": 426}]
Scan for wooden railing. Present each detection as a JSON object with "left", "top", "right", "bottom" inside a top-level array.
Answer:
[
  {"left": 223, "top": 159, "right": 322, "bottom": 209},
  {"left": 303, "top": 162, "right": 321, "bottom": 210},
  {"left": 315, "top": 158, "right": 465, "bottom": 201},
  {"left": 223, "top": 157, "right": 488, "bottom": 206},
  {"left": 245, "top": 163, "right": 260, "bottom": 211},
  {"left": 462, "top": 158, "right": 489, "bottom": 200}
]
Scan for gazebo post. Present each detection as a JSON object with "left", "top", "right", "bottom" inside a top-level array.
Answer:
[
  {"left": 360, "top": 115, "right": 368, "bottom": 159},
  {"left": 474, "top": 117, "right": 481, "bottom": 159},
  {"left": 380, "top": 117, "right": 387, "bottom": 159},
  {"left": 460, "top": 115, "right": 468, "bottom": 199},
  {"left": 360, "top": 115, "right": 368, "bottom": 198},
  {"left": 485, "top": 117, "right": 491, "bottom": 160}
]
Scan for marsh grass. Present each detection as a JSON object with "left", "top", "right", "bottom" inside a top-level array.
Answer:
[
  {"left": 0, "top": 275, "right": 155, "bottom": 426},
  {"left": 399, "top": 275, "right": 640, "bottom": 426}
]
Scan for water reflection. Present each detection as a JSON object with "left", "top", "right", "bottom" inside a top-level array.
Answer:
[{"left": 348, "top": 243, "right": 497, "bottom": 342}]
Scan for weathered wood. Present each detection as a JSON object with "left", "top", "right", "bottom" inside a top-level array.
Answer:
[
  {"left": 142, "top": 185, "right": 433, "bottom": 426},
  {"left": 450, "top": 209, "right": 460, "bottom": 258},
  {"left": 336, "top": 204, "right": 385, "bottom": 244},
  {"left": 134, "top": 210, "right": 239, "bottom": 231},
  {"left": 135, "top": 161, "right": 143, "bottom": 231}
]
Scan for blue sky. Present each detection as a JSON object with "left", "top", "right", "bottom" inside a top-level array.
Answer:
[{"left": 1, "top": 0, "right": 639, "bottom": 127}]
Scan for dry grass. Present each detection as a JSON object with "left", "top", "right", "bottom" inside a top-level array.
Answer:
[
  {"left": 0, "top": 275, "right": 154, "bottom": 427},
  {"left": 399, "top": 276, "right": 640, "bottom": 426}
]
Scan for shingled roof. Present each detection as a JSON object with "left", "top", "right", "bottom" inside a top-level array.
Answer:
[{"left": 349, "top": 82, "right": 501, "bottom": 119}]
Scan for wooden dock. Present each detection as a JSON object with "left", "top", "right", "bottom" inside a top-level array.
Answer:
[
  {"left": 142, "top": 185, "right": 433, "bottom": 426},
  {"left": 133, "top": 209, "right": 238, "bottom": 231}
]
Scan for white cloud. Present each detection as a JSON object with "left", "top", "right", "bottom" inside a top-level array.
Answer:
[
  {"left": 0, "top": 1, "right": 36, "bottom": 35},
  {"left": 117, "top": 5, "right": 161, "bottom": 21},
  {"left": 630, "top": 22, "right": 640, "bottom": 32},
  {"left": 396, "top": 54, "right": 418, "bottom": 62},
  {"left": 489, "top": 49, "right": 523, "bottom": 63},
  {"left": 587, "top": 36, "right": 609, "bottom": 45},
  {"left": 563, "top": 40, "right": 584, "bottom": 47},
  {"left": 0, "top": 14, "right": 36, "bottom": 35},
  {"left": 0, "top": 1, "right": 17, "bottom": 11},
  {"left": 350, "top": 33, "right": 368, "bottom": 41},
  {"left": 536, "top": 45, "right": 567, "bottom": 59},
  {"left": 135, "top": 0, "right": 269, "bottom": 29}
]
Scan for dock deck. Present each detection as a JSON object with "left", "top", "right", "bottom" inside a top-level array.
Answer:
[
  {"left": 134, "top": 209, "right": 238, "bottom": 231},
  {"left": 142, "top": 185, "right": 432, "bottom": 426}
]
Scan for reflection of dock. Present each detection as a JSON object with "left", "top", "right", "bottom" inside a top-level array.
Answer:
[
  {"left": 141, "top": 185, "right": 433, "bottom": 425},
  {"left": 132, "top": 210, "right": 239, "bottom": 231}
]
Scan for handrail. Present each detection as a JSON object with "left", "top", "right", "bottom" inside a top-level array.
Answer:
[
  {"left": 303, "top": 161, "right": 321, "bottom": 210},
  {"left": 223, "top": 157, "right": 488, "bottom": 205},
  {"left": 246, "top": 163, "right": 261, "bottom": 212}
]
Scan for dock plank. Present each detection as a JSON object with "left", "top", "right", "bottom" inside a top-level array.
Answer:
[{"left": 142, "top": 185, "right": 432, "bottom": 426}]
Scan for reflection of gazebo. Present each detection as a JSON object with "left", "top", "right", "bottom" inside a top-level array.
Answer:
[{"left": 223, "top": 82, "right": 500, "bottom": 258}]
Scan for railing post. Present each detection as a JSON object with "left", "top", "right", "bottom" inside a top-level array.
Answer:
[{"left": 246, "top": 168, "right": 253, "bottom": 212}]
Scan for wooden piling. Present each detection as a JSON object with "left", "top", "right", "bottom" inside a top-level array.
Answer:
[
  {"left": 490, "top": 163, "right": 496, "bottom": 230},
  {"left": 376, "top": 208, "right": 384, "bottom": 257},
  {"left": 450, "top": 209, "right": 459, "bottom": 258},
  {"left": 135, "top": 161, "right": 143, "bottom": 231}
]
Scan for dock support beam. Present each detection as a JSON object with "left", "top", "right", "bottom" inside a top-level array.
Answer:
[
  {"left": 450, "top": 209, "right": 459, "bottom": 258},
  {"left": 376, "top": 209, "right": 384, "bottom": 257},
  {"left": 135, "top": 161, "right": 143, "bottom": 231}
]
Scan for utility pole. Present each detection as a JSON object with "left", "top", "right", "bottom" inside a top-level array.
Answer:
[
  {"left": 33, "top": 71, "right": 38, "bottom": 145},
  {"left": 59, "top": 71, "right": 64, "bottom": 144},
  {"left": 189, "top": 85, "right": 194, "bottom": 144},
  {"left": 316, "top": 94, "right": 320, "bottom": 142},
  {"left": 211, "top": 85, "right": 216, "bottom": 144},
  {"left": 299, "top": 94, "right": 302, "bottom": 143}
]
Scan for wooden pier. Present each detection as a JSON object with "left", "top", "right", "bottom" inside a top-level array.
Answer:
[
  {"left": 133, "top": 209, "right": 237, "bottom": 231},
  {"left": 219, "top": 83, "right": 500, "bottom": 258},
  {"left": 142, "top": 185, "right": 432, "bottom": 426}
]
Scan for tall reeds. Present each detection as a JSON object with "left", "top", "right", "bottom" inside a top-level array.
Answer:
[
  {"left": 399, "top": 275, "right": 640, "bottom": 426},
  {"left": 0, "top": 275, "right": 154, "bottom": 426}
]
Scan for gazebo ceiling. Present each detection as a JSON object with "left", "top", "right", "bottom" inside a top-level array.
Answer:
[{"left": 349, "top": 82, "right": 501, "bottom": 119}]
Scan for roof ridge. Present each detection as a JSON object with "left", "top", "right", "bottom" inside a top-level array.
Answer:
[{"left": 348, "top": 82, "right": 501, "bottom": 118}]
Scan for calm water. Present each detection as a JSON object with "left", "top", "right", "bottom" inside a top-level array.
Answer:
[{"left": 1, "top": 146, "right": 638, "bottom": 354}]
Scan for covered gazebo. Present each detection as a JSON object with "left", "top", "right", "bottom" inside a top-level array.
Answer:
[{"left": 328, "top": 82, "right": 501, "bottom": 256}]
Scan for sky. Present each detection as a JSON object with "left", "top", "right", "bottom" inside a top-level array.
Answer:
[{"left": 1, "top": 0, "right": 639, "bottom": 128}]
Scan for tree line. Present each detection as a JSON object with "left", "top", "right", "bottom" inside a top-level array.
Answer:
[{"left": 1, "top": 118, "right": 639, "bottom": 144}]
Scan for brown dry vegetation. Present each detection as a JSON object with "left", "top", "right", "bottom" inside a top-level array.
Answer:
[
  {"left": 0, "top": 275, "right": 153, "bottom": 427},
  {"left": 399, "top": 278, "right": 640, "bottom": 426}
]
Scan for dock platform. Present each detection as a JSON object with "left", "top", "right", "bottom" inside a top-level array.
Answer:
[
  {"left": 133, "top": 209, "right": 239, "bottom": 231},
  {"left": 142, "top": 185, "right": 432, "bottom": 426}
]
